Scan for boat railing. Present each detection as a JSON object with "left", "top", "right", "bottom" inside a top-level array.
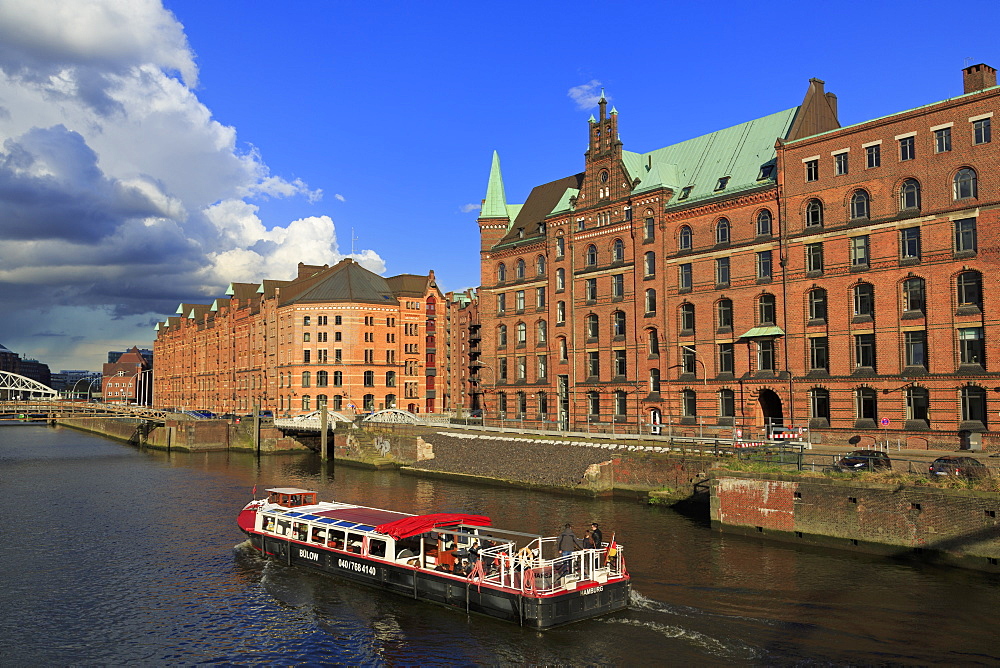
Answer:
[{"left": 474, "top": 537, "right": 626, "bottom": 595}]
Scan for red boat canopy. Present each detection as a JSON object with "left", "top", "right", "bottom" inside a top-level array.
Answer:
[{"left": 376, "top": 513, "right": 492, "bottom": 540}]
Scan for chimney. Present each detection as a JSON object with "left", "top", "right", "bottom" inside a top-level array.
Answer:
[{"left": 963, "top": 63, "right": 997, "bottom": 94}]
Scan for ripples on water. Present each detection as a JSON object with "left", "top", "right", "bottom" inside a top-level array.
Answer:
[{"left": 3, "top": 424, "right": 1000, "bottom": 665}]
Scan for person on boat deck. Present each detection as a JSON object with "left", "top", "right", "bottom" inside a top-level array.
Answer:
[
  {"left": 438, "top": 541, "right": 458, "bottom": 572},
  {"left": 582, "top": 530, "right": 595, "bottom": 549},
  {"left": 558, "top": 524, "right": 581, "bottom": 557},
  {"left": 590, "top": 523, "right": 603, "bottom": 549}
]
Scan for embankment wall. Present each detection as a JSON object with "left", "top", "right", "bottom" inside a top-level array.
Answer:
[{"left": 711, "top": 471, "right": 1000, "bottom": 571}]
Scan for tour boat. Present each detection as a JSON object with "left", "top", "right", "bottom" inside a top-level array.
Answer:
[{"left": 237, "top": 487, "right": 631, "bottom": 628}]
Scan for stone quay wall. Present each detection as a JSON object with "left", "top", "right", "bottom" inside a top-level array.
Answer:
[{"left": 711, "top": 471, "right": 1000, "bottom": 571}]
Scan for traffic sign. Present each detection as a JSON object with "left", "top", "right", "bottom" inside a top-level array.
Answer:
[{"left": 880, "top": 417, "right": 890, "bottom": 426}]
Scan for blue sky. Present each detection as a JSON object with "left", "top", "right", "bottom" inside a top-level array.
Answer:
[{"left": 0, "top": 0, "right": 995, "bottom": 371}]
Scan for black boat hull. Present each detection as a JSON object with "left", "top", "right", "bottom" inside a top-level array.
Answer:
[{"left": 248, "top": 532, "right": 630, "bottom": 629}]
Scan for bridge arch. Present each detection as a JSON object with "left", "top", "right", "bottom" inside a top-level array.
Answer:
[
  {"left": 0, "top": 371, "right": 56, "bottom": 399},
  {"left": 363, "top": 409, "right": 424, "bottom": 425}
]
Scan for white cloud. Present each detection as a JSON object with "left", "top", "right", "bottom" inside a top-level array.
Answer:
[
  {"left": 568, "top": 79, "right": 605, "bottom": 111},
  {"left": 334, "top": 193, "right": 346, "bottom": 202},
  {"left": 0, "top": 0, "right": 384, "bottom": 370},
  {"left": 459, "top": 203, "right": 481, "bottom": 213}
]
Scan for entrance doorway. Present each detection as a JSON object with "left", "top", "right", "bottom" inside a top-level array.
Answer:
[{"left": 757, "top": 389, "right": 784, "bottom": 433}]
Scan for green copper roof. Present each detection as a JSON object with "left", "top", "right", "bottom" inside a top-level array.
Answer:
[
  {"left": 738, "top": 325, "right": 785, "bottom": 339},
  {"left": 625, "top": 107, "right": 799, "bottom": 205},
  {"left": 550, "top": 187, "right": 580, "bottom": 215},
  {"left": 481, "top": 150, "right": 509, "bottom": 218}
]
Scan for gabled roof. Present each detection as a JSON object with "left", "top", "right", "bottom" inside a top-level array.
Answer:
[
  {"left": 495, "top": 172, "right": 585, "bottom": 247},
  {"left": 280, "top": 258, "right": 397, "bottom": 306},
  {"left": 625, "top": 106, "right": 799, "bottom": 205},
  {"left": 386, "top": 274, "right": 430, "bottom": 297}
]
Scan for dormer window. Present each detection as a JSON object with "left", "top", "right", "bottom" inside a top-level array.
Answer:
[
  {"left": 758, "top": 164, "right": 775, "bottom": 180},
  {"left": 678, "top": 186, "right": 693, "bottom": 201},
  {"left": 715, "top": 177, "right": 730, "bottom": 191},
  {"left": 517, "top": 228, "right": 524, "bottom": 239}
]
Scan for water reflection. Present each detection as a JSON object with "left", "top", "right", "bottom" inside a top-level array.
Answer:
[{"left": 3, "top": 425, "right": 1000, "bottom": 664}]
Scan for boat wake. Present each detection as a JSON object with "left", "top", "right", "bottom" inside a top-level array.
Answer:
[{"left": 601, "top": 617, "right": 760, "bottom": 660}]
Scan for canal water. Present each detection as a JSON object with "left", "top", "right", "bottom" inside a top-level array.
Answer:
[{"left": 2, "top": 424, "right": 998, "bottom": 665}]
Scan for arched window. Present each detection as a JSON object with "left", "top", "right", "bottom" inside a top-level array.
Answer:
[
  {"left": 301, "top": 395, "right": 311, "bottom": 411},
  {"left": 853, "top": 283, "right": 874, "bottom": 316},
  {"left": 317, "top": 394, "right": 327, "bottom": 408},
  {"left": 363, "top": 394, "right": 375, "bottom": 411},
  {"left": 612, "top": 310, "right": 626, "bottom": 337},
  {"left": 497, "top": 263, "right": 506, "bottom": 283},
  {"left": 649, "top": 368, "right": 661, "bottom": 392},
  {"left": 856, "top": 387, "right": 878, "bottom": 423},
  {"left": 717, "top": 299, "right": 733, "bottom": 329},
  {"left": 906, "top": 386, "right": 929, "bottom": 426},
  {"left": 536, "top": 255, "right": 546, "bottom": 276},
  {"left": 516, "top": 321, "right": 526, "bottom": 345},
  {"left": 585, "top": 244, "right": 598, "bottom": 266},
  {"left": 316, "top": 370, "right": 328, "bottom": 387},
  {"left": 644, "top": 212, "right": 656, "bottom": 240},
  {"left": 556, "top": 267, "right": 565, "bottom": 291},
  {"left": 556, "top": 301, "right": 566, "bottom": 324},
  {"left": 954, "top": 167, "right": 978, "bottom": 200},
  {"left": 558, "top": 336, "right": 568, "bottom": 361},
  {"left": 612, "top": 238, "right": 625, "bottom": 262},
  {"left": 757, "top": 209, "right": 773, "bottom": 236},
  {"left": 648, "top": 328, "right": 660, "bottom": 356},
  {"left": 805, "top": 199, "right": 823, "bottom": 227},
  {"left": 333, "top": 370, "right": 343, "bottom": 387},
  {"left": 850, "top": 190, "right": 870, "bottom": 219},
  {"left": 900, "top": 178, "right": 921, "bottom": 210},
  {"left": 498, "top": 324, "right": 507, "bottom": 347},
  {"left": 587, "top": 391, "right": 600, "bottom": 417},
  {"left": 957, "top": 271, "right": 983, "bottom": 308},
  {"left": 385, "top": 371, "right": 396, "bottom": 387},
  {"left": 902, "top": 277, "right": 925, "bottom": 313},
  {"left": 555, "top": 236, "right": 565, "bottom": 257},
  {"left": 810, "top": 388, "right": 830, "bottom": 423},
  {"left": 716, "top": 218, "right": 730, "bottom": 244},
  {"left": 586, "top": 313, "right": 599, "bottom": 339},
  {"left": 961, "top": 385, "right": 987, "bottom": 426},
  {"left": 536, "top": 319, "right": 547, "bottom": 343},
  {"left": 301, "top": 371, "right": 311, "bottom": 388},
  {"left": 679, "top": 303, "right": 695, "bottom": 332},
  {"left": 808, "top": 288, "right": 828, "bottom": 321},
  {"left": 644, "top": 251, "right": 656, "bottom": 277},
  {"left": 364, "top": 370, "right": 375, "bottom": 387},
  {"left": 679, "top": 225, "right": 693, "bottom": 250},
  {"left": 385, "top": 394, "right": 396, "bottom": 409},
  {"left": 681, "top": 389, "right": 697, "bottom": 416},
  {"left": 333, "top": 395, "right": 343, "bottom": 410},
  {"left": 758, "top": 294, "right": 776, "bottom": 324},
  {"left": 515, "top": 258, "right": 526, "bottom": 279},
  {"left": 645, "top": 289, "right": 657, "bottom": 314}
]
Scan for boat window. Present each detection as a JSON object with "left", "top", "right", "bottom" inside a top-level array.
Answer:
[
  {"left": 347, "top": 532, "right": 364, "bottom": 554},
  {"left": 311, "top": 527, "right": 326, "bottom": 544},
  {"left": 276, "top": 519, "right": 291, "bottom": 536},
  {"left": 293, "top": 522, "right": 309, "bottom": 541},
  {"left": 327, "top": 529, "right": 345, "bottom": 550},
  {"left": 262, "top": 516, "right": 276, "bottom": 532},
  {"left": 368, "top": 539, "right": 387, "bottom": 558}
]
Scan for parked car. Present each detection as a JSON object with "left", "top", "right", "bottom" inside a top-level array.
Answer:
[
  {"left": 835, "top": 450, "right": 892, "bottom": 472},
  {"left": 928, "top": 456, "right": 989, "bottom": 479}
]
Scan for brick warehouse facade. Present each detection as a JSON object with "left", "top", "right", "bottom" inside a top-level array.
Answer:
[
  {"left": 476, "top": 65, "right": 1000, "bottom": 449},
  {"left": 153, "top": 259, "right": 445, "bottom": 416}
]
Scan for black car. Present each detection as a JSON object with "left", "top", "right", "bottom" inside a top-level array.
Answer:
[
  {"left": 929, "top": 456, "right": 989, "bottom": 479},
  {"left": 835, "top": 450, "right": 892, "bottom": 472}
]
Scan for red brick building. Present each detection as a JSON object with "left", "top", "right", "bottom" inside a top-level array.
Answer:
[
  {"left": 476, "top": 65, "right": 999, "bottom": 448},
  {"left": 443, "top": 289, "right": 480, "bottom": 415},
  {"left": 153, "top": 259, "right": 445, "bottom": 416},
  {"left": 102, "top": 345, "right": 151, "bottom": 404}
]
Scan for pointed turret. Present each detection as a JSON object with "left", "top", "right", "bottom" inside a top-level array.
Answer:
[
  {"left": 481, "top": 150, "right": 509, "bottom": 218},
  {"left": 478, "top": 150, "right": 512, "bottom": 253}
]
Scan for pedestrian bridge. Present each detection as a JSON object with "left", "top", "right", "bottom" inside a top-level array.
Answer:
[
  {"left": 274, "top": 408, "right": 426, "bottom": 432},
  {"left": 0, "top": 398, "right": 174, "bottom": 423},
  {"left": 0, "top": 371, "right": 57, "bottom": 399}
]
